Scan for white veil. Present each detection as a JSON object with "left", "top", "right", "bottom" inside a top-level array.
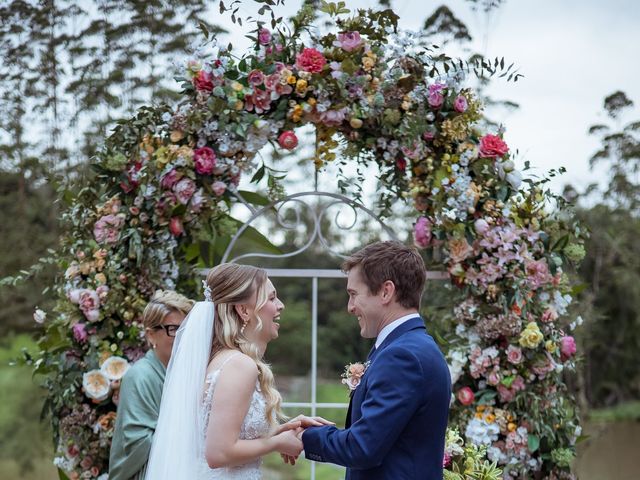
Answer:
[{"left": 145, "top": 281, "right": 214, "bottom": 479}]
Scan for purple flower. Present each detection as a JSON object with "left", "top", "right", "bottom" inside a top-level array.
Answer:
[
  {"left": 427, "top": 83, "right": 446, "bottom": 109},
  {"left": 413, "top": 217, "right": 433, "bottom": 248},
  {"left": 454, "top": 95, "right": 468, "bottom": 113},
  {"left": 258, "top": 28, "right": 272, "bottom": 45},
  {"left": 335, "top": 31, "right": 363, "bottom": 52},
  {"left": 73, "top": 323, "right": 88, "bottom": 343}
]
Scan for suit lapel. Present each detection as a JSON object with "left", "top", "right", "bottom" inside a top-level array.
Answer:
[{"left": 345, "top": 317, "right": 425, "bottom": 428}]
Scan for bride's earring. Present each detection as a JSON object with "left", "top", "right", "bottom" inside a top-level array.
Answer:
[{"left": 240, "top": 319, "right": 248, "bottom": 335}]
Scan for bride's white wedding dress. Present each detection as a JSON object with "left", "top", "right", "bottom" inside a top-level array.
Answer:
[{"left": 198, "top": 360, "right": 270, "bottom": 479}]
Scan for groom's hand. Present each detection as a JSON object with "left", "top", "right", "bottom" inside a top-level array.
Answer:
[{"left": 289, "top": 414, "right": 335, "bottom": 429}]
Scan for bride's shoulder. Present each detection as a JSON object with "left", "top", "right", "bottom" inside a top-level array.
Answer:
[{"left": 207, "top": 350, "right": 258, "bottom": 378}]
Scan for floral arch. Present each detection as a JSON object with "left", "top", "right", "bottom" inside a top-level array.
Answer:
[{"left": 34, "top": 4, "right": 584, "bottom": 480}]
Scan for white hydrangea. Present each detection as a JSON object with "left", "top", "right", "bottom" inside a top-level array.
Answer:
[{"left": 465, "top": 417, "right": 500, "bottom": 446}]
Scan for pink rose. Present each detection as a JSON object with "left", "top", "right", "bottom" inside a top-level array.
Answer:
[
  {"left": 67, "top": 444, "right": 80, "bottom": 458},
  {"left": 194, "top": 146, "right": 216, "bottom": 175},
  {"left": 72, "top": 323, "right": 88, "bottom": 343},
  {"left": 169, "top": 217, "right": 184, "bottom": 237},
  {"left": 193, "top": 70, "right": 214, "bottom": 92},
  {"left": 559, "top": 336, "right": 576, "bottom": 361},
  {"left": 278, "top": 131, "right": 298, "bottom": 150},
  {"left": 479, "top": 134, "right": 509, "bottom": 158},
  {"left": 258, "top": 28, "right": 272, "bottom": 45},
  {"left": 68, "top": 289, "right": 82, "bottom": 304},
  {"left": 428, "top": 83, "right": 446, "bottom": 109},
  {"left": 506, "top": 345, "right": 523, "bottom": 364},
  {"left": 247, "top": 69, "right": 265, "bottom": 87},
  {"left": 336, "top": 31, "right": 363, "bottom": 52},
  {"left": 161, "top": 169, "right": 181, "bottom": 189},
  {"left": 212, "top": 181, "right": 227, "bottom": 196},
  {"left": 443, "top": 452, "right": 452, "bottom": 468},
  {"left": 79, "top": 289, "right": 100, "bottom": 313},
  {"left": 541, "top": 307, "right": 558, "bottom": 323},
  {"left": 487, "top": 370, "right": 501, "bottom": 386},
  {"left": 264, "top": 73, "right": 280, "bottom": 91},
  {"left": 457, "top": 386, "right": 475, "bottom": 406},
  {"left": 448, "top": 237, "right": 473, "bottom": 263},
  {"left": 93, "top": 214, "right": 124, "bottom": 244},
  {"left": 173, "top": 178, "right": 196, "bottom": 205},
  {"left": 454, "top": 95, "right": 468, "bottom": 113},
  {"left": 295, "top": 47, "right": 326, "bottom": 73},
  {"left": 413, "top": 217, "right": 433, "bottom": 249}
]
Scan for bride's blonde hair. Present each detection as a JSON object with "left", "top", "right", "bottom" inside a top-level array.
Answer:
[{"left": 206, "top": 263, "right": 283, "bottom": 425}]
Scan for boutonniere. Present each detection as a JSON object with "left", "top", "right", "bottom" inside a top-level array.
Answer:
[{"left": 341, "top": 361, "right": 370, "bottom": 392}]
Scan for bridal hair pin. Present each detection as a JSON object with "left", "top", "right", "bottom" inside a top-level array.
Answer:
[{"left": 202, "top": 279, "right": 213, "bottom": 303}]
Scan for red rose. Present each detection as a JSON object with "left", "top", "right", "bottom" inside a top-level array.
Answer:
[
  {"left": 169, "top": 217, "right": 184, "bottom": 237},
  {"left": 278, "top": 130, "right": 298, "bottom": 150},
  {"left": 457, "top": 386, "right": 475, "bottom": 406},
  {"left": 193, "top": 146, "right": 216, "bottom": 175},
  {"left": 295, "top": 47, "right": 326, "bottom": 73},
  {"left": 479, "top": 134, "right": 509, "bottom": 158},
  {"left": 193, "top": 70, "right": 214, "bottom": 92}
]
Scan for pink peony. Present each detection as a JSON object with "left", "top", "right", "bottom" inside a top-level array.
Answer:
[
  {"left": 413, "top": 217, "right": 433, "bottom": 249},
  {"left": 93, "top": 214, "right": 124, "bottom": 244},
  {"left": 84, "top": 309, "right": 100, "bottom": 323},
  {"left": 161, "top": 169, "right": 181, "bottom": 189},
  {"left": 258, "top": 28, "right": 272, "bottom": 45},
  {"left": 336, "top": 31, "right": 363, "bottom": 52},
  {"left": 212, "top": 181, "right": 227, "bottom": 196},
  {"left": 169, "top": 217, "right": 184, "bottom": 237},
  {"left": 194, "top": 146, "right": 216, "bottom": 175},
  {"left": 96, "top": 285, "right": 109, "bottom": 300},
  {"left": 278, "top": 130, "right": 298, "bottom": 150},
  {"left": 247, "top": 69, "right": 265, "bottom": 87},
  {"left": 319, "top": 108, "right": 347, "bottom": 127},
  {"left": 457, "top": 386, "right": 475, "bottom": 405},
  {"left": 73, "top": 323, "right": 88, "bottom": 343},
  {"left": 559, "top": 336, "right": 577, "bottom": 361},
  {"left": 428, "top": 83, "right": 446, "bottom": 109},
  {"left": 173, "top": 178, "right": 196, "bottom": 205},
  {"left": 193, "top": 70, "right": 214, "bottom": 92},
  {"left": 79, "top": 289, "right": 100, "bottom": 314},
  {"left": 295, "top": 47, "right": 326, "bottom": 73},
  {"left": 190, "top": 188, "right": 205, "bottom": 212},
  {"left": 525, "top": 259, "right": 552, "bottom": 290},
  {"left": 497, "top": 384, "right": 515, "bottom": 403},
  {"left": 454, "top": 95, "right": 468, "bottom": 113},
  {"left": 479, "top": 134, "right": 509, "bottom": 158},
  {"left": 506, "top": 345, "right": 523, "bottom": 364}
]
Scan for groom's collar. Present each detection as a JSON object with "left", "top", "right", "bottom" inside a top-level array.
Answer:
[{"left": 375, "top": 313, "right": 423, "bottom": 349}]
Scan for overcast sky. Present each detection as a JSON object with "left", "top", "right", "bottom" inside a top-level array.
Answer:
[{"left": 218, "top": 0, "right": 640, "bottom": 195}]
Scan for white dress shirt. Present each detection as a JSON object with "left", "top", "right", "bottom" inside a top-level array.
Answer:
[{"left": 375, "top": 313, "right": 420, "bottom": 349}]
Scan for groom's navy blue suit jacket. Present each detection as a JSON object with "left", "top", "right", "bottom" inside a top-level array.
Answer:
[{"left": 302, "top": 317, "right": 451, "bottom": 480}]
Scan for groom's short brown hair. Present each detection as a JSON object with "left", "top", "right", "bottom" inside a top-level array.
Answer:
[{"left": 342, "top": 241, "right": 426, "bottom": 309}]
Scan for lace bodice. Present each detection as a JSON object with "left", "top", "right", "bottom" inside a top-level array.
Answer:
[{"left": 198, "top": 363, "right": 270, "bottom": 480}]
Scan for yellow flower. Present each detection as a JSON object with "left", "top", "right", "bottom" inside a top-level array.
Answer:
[
  {"left": 508, "top": 422, "right": 517, "bottom": 432},
  {"left": 485, "top": 413, "right": 496, "bottom": 424},
  {"left": 307, "top": 97, "right": 317, "bottom": 106},
  {"left": 545, "top": 340, "right": 558, "bottom": 353},
  {"left": 519, "top": 321, "right": 544, "bottom": 349},
  {"left": 362, "top": 56, "right": 375, "bottom": 71},
  {"left": 231, "top": 81, "right": 244, "bottom": 92},
  {"left": 287, "top": 75, "right": 297, "bottom": 85},
  {"left": 95, "top": 273, "right": 107, "bottom": 285},
  {"left": 296, "top": 79, "right": 308, "bottom": 92}
]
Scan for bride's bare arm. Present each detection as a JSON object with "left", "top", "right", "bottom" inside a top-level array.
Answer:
[{"left": 204, "top": 354, "right": 302, "bottom": 468}]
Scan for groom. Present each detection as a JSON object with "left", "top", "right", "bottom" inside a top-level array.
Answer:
[{"left": 301, "top": 241, "right": 451, "bottom": 479}]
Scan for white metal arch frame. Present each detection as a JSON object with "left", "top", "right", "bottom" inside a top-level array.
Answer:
[{"left": 214, "top": 190, "right": 446, "bottom": 477}]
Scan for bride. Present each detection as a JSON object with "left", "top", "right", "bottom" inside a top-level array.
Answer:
[{"left": 145, "top": 263, "right": 331, "bottom": 479}]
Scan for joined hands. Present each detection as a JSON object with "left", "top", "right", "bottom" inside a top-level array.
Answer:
[{"left": 274, "top": 415, "right": 335, "bottom": 466}]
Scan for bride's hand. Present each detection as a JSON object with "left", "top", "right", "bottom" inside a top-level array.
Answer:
[
  {"left": 273, "top": 428, "right": 304, "bottom": 457},
  {"left": 273, "top": 420, "right": 301, "bottom": 435},
  {"left": 288, "top": 414, "right": 335, "bottom": 429}
]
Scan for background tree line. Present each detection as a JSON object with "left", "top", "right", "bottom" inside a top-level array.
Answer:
[{"left": 0, "top": 7, "right": 638, "bottom": 476}]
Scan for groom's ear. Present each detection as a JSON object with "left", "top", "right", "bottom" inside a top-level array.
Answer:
[{"left": 379, "top": 280, "right": 396, "bottom": 305}]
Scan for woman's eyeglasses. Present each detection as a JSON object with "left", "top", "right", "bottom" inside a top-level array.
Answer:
[{"left": 153, "top": 324, "right": 180, "bottom": 337}]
